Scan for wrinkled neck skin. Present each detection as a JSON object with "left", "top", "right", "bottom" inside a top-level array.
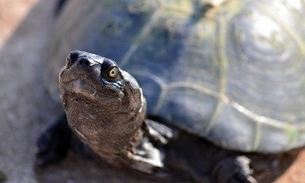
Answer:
[{"left": 59, "top": 74, "right": 147, "bottom": 166}]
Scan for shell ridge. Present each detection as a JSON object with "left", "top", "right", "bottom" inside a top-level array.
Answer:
[
  {"left": 120, "top": 9, "right": 162, "bottom": 68},
  {"left": 203, "top": 16, "right": 229, "bottom": 135}
]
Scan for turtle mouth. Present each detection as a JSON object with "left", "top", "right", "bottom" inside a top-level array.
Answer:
[
  {"left": 59, "top": 78, "right": 98, "bottom": 97},
  {"left": 58, "top": 69, "right": 77, "bottom": 84}
]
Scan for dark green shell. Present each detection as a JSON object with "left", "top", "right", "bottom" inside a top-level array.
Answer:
[{"left": 47, "top": 0, "right": 305, "bottom": 153}]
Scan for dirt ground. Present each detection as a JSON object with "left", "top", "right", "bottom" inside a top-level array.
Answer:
[{"left": 0, "top": 0, "right": 304, "bottom": 183}]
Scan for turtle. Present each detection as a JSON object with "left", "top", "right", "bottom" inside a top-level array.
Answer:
[{"left": 35, "top": 0, "right": 305, "bottom": 182}]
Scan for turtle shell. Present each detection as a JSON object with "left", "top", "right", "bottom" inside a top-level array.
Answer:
[{"left": 47, "top": 0, "right": 305, "bottom": 153}]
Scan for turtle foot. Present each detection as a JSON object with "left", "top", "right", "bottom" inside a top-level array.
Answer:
[
  {"left": 35, "top": 114, "right": 72, "bottom": 167},
  {"left": 213, "top": 156, "right": 257, "bottom": 183}
]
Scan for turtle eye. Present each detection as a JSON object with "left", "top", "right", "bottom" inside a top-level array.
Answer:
[
  {"left": 101, "top": 59, "right": 120, "bottom": 81},
  {"left": 108, "top": 67, "right": 119, "bottom": 79}
]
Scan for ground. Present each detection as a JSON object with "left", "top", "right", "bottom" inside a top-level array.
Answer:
[{"left": 0, "top": 0, "right": 304, "bottom": 183}]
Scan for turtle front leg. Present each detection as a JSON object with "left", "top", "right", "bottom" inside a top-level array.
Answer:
[
  {"left": 127, "top": 138, "right": 164, "bottom": 173},
  {"left": 127, "top": 120, "right": 193, "bottom": 182},
  {"left": 164, "top": 132, "right": 257, "bottom": 183},
  {"left": 127, "top": 120, "right": 173, "bottom": 174},
  {"left": 35, "top": 114, "right": 72, "bottom": 166}
]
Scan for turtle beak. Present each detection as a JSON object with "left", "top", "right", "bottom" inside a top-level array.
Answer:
[
  {"left": 58, "top": 51, "right": 100, "bottom": 100},
  {"left": 59, "top": 51, "right": 99, "bottom": 84}
]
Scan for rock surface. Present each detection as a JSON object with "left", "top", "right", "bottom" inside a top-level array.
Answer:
[{"left": 0, "top": 0, "right": 304, "bottom": 183}]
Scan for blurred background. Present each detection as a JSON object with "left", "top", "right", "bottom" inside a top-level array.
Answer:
[{"left": 0, "top": 0, "right": 304, "bottom": 183}]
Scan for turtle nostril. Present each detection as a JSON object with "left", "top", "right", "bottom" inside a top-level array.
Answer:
[
  {"left": 78, "top": 58, "right": 91, "bottom": 67},
  {"left": 69, "top": 51, "right": 81, "bottom": 64},
  {"left": 66, "top": 50, "right": 81, "bottom": 68}
]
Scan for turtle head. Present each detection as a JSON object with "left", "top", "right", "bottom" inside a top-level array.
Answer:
[
  {"left": 60, "top": 50, "right": 138, "bottom": 99},
  {"left": 59, "top": 50, "right": 144, "bottom": 112},
  {"left": 58, "top": 50, "right": 146, "bottom": 148}
]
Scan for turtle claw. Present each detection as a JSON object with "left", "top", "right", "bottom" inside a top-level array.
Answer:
[
  {"left": 213, "top": 156, "right": 257, "bottom": 183},
  {"left": 35, "top": 114, "right": 72, "bottom": 167},
  {"left": 229, "top": 173, "right": 257, "bottom": 183},
  {"left": 145, "top": 119, "right": 178, "bottom": 145},
  {"left": 229, "top": 156, "right": 257, "bottom": 183}
]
